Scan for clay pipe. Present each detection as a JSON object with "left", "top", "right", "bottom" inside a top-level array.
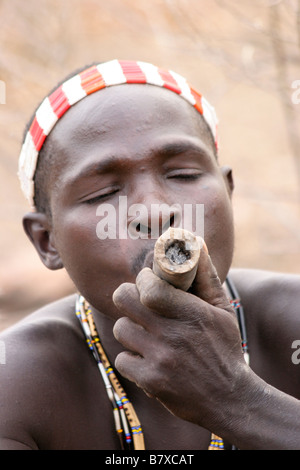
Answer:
[{"left": 153, "top": 228, "right": 203, "bottom": 291}]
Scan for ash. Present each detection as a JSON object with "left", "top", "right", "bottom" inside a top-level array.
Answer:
[{"left": 165, "top": 241, "right": 191, "bottom": 265}]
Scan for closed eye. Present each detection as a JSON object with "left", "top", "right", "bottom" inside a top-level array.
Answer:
[
  {"left": 171, "top": 174, "right": 201, "bottom": 180},
  {"left": 83, "top": 189, "right": 119, "bottom": 205},
  {"left": 167, "top": 170, "right": 203, "bottom": 180}
]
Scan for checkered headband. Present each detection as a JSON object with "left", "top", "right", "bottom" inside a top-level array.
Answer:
[{"left": 18, "top": 59, "right": 218, "bottom": 209}]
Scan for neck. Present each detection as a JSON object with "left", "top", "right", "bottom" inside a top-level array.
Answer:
[{"left": 90, "top": 303, "right": 126, "bottom": 367}]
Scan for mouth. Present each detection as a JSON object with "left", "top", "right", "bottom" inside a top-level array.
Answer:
[{"left": 131, "top": 246, "right": 155, "bottom": 276}]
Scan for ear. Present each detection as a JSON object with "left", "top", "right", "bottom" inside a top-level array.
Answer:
[
  {"left": 221, "top": 166, "right": 234, "bottom": 198},
  {"left": 22, "top": 212, "right": 64, "bottom": 270}
]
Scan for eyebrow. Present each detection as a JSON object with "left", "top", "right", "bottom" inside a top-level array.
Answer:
[
  {"left": 65, "top": 155, "right": 124, "bottom": 187},
  {"left": 157, "top": 140, "right": 212, "bottom": 160},
  {"left": 66, "top": 139, "right": 213, "bottom": 187}
]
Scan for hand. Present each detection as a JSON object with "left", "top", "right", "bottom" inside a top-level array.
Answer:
[{"left": 112, "top": 248, "right": 248, "bottom": 430}]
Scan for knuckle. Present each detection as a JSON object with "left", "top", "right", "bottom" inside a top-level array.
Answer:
[
  {"left": 139, "top": 278, "right": 163, "bottom": 309},
  {"left": 152, "top": 342, "right": 180, "bottom": 374},
  {"left": 138, "top": 365, "right": 164, "bottom": 397}
]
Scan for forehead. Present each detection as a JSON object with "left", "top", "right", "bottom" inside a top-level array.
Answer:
[{"left": 47, "top": 84, "right": 215, "bottom": 175}]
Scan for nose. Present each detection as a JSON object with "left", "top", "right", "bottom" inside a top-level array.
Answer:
[
  {"left": 127, "top": 189, "right": 182, "bottom": 240},
  {"left": 128, "top": 202, "right": 182, "bottom": 239}
]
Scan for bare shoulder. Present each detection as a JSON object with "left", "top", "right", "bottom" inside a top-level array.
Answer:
[
  {"left": 1, "top": 294, "right": 78, "bottom": 332},
  {"left": 0, "top": 294, "right": 81, "bottom": 366},
  {"left": 229, "top": 268, "right": 300, "bottom": 397},
  {"left": 229, "top": 267, "right": 300, "bottom": 321},
  {"left": 0, "top": 294, "right": 85, "bottom": 449}
]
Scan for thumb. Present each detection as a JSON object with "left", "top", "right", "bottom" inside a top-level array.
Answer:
[{"left": 191, "top": 239, "right": 232, "bottom": 313}]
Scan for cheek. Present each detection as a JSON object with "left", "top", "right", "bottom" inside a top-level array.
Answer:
[
  {"left": 51, "top": 209, "right": 135, "bottom": 313},
  {"left": 202, "top": 188, "right": 234, "bottom": 282}
]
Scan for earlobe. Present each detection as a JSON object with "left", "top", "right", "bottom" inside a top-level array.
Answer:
[
  {"left": 221, "top": 166, "right": 234, "bottom": 197},
  {"left": 22, "top": 212, "right": 64, "bottom": 270}
]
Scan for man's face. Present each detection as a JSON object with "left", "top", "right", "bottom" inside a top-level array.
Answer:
[{"left": 46, "top": 84, "right": 234, "bottom": 318}]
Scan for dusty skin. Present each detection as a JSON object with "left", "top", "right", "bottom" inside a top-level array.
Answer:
[{"left": 1, "top": 85, "right": 300, "bottom": 450}]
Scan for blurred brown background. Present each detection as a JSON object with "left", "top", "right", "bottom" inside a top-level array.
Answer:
[{"left": 0, "top": 0, "right": 299, "bottom": 331}]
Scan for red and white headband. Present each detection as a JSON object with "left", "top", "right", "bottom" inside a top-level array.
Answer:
[{"left": 18, "top": 59, "right": 218, "bottom": 209}]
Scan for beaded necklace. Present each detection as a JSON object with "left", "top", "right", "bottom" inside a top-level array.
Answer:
[
  {"left": 76, "top": 277, "right": 248, "bottom": 451},
  {"left": 76, "top": 295, "right": 145, "bottom": 450}
]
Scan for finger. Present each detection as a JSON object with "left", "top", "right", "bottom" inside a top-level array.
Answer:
[
  {"left": 115, "top": 351, "right": 157, "bottom": 397},
  {"left": 113, "top": 316, "right": 151, "bottom": 355},
  {"left": 115, "top": 351, "right": 145, "bottom": 384},
  {"left": 136, "top": 267, "right": 202, "bottom": 319},
  {"left": 191, "top": 246, "right": 233, "bottom": 313},
  {"left": 112, "top": 281, "right": 161, "bottom": 328}
]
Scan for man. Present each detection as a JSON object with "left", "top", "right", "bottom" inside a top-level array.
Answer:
[{"left": 1, "top": 60, "right": 300, "bottom": 450}]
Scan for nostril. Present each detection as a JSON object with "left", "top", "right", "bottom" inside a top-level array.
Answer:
[
  {"left": 162, "top": 213, "right": 176, "bottom": 233},
  {"left": 138, "top": 223, "right": 151, "bottom": 235}
]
